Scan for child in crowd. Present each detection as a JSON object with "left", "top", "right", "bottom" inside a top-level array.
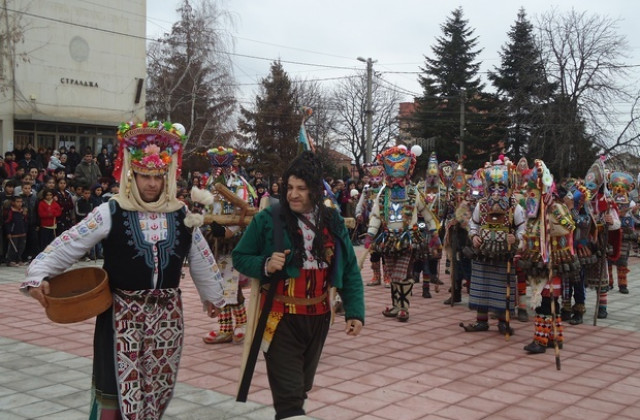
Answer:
[
  {"left": 21, "top": 182, "right": 39, "bottom": 260},
  {"left": 37, "top": 188, "right": 62, "bottom": 252},
  {"left": 4, "top": 195, "right": 28, "bottom": 267},
  {"left": 90, "top": 184, "right": 104, "bottom": 206}
]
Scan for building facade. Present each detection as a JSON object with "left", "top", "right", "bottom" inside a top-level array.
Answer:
[{"left": 0, "top": 0, "right": 146, "bottom": 155}]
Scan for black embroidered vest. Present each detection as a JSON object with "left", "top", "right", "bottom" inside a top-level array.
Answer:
[{"left": 102, "top": 201, "right": 192, "bottom": 290}]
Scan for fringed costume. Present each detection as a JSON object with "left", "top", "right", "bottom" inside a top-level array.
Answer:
[
  {"left": 366, "top": 146, "right": 439, "bottom": 322},
  {"left": 607, "top": 171, "right": 636, "bottom": 295},
  {"left": 355, "top": 163, "right": 389, "bottom": 287},
  {"left": 463, "top": 157, "right": 525, "bottom": 335},
  {"left": 517, "top": 160, "right": 577, "bottom": 353}
]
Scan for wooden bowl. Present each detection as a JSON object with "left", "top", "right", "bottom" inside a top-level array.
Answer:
[{"left": 45, "top": 267, "right": 112, "bottom": 324}]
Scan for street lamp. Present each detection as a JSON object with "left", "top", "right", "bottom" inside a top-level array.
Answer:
[{"left": 357, "top": 56, "right": 376, "bottom": 163}]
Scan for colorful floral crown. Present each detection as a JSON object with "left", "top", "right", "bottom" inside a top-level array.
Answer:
[
  {"left": 114, "top": 121, "right": 187, "bottom": 177},
  {"left": 206, "top": 146, "right": 238, "bottom": 168}
]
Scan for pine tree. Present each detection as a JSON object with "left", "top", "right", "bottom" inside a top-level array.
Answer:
[
  {"left": 488, "top": 8, "right": 555, "bottom": 162},
  {"left": 413, "top": 7, "right": 504, "bottom": 169},
  {"left": 237, "top": 61, "right": 300, "bottom": 178}
]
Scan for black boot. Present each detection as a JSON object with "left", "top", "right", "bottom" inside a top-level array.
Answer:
[
  {"left": 597, "top": 307, "right": 608, "bottom": 319},
  {"left": 497, "top": 321, "right": 514, "bottom": 336},
  {"left": 517, "top": 308, "right": 529, "bottom": 322},
  {"left": 443, "top": 291, "right": 461, "bottom": 305},
  {"left": 422, "top": 287, "right": 431, "bottom": 298},
  {"left": 619, "top": 285, "right": 629, "bottom": 294},
  {"left": 546, "top": 340, "right": 563, "bottom": 349},
  {"left": 569, "top": 311, "right": 583, "bottom": 325},
  {"left": 560, "top": 309, "right": 572, "bottom": 322},
  {"left": 524, "top": 341, "right": 546, "bottom": 354},
  {"left": 459, "top": 321, "right": 489, "bottom": 332}
]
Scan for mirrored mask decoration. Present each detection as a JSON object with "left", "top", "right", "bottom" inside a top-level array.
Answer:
[{"left": 378, "top": 146, "right": 416, "bottom": 187}]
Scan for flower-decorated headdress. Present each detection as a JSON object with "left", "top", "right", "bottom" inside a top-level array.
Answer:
[
  {"left": 112, "top": 121, "right": 187, "bottom": 213},
  {"left": 207, "top": 146, "right": 237, "bottom": 169},
  {"left": 377, "top": 145, "right": 417, "bottom": 187},
  {"left": 114, "top": 121, "right": 186, "bottom": 177}
]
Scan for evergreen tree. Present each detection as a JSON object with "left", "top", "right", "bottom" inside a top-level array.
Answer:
[
  {"left": 146, "top": 0, "right": 236, "bottom": 154},
  {"left": 530, "top": 95, "right": 598, "bottom": 178},
  {"left": 488, "top": 8, "right": 555, "bottom": 162},
  {"left": 237, "top": 61, "right": 300, "bottom": 178},
  {"left": 412, "top": 7, "right": 504, "bottom": 169}
]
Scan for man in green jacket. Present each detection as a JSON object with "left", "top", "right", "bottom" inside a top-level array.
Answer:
[{"left": 232, "top": 151, "right": 364, "bottom": 420}]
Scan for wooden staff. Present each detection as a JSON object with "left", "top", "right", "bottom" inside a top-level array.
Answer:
[
  {"left": 544, "top": 200, "right": 562, "bottom": 370},
  {"left": 505, "top": 241, "right": 512, "bottom": 341},
  {"left": 203, "top": 214, "right": 253, "bottom": 226},
  {"left": 358, "top": 244, "right": 373, "bottom": 270},
  {"left": 214, "top": 183, "right": 258, "bottom": 216}
]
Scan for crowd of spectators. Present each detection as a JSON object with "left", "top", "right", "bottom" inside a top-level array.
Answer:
[
  {"left": 1, "top": 144, "right": 119, "bottom": 266},
  {"left": 3, "top": 144, "right": 369, "bottom": 265}
]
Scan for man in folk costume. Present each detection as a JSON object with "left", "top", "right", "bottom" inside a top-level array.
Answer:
[
  {"left": 201, "top": 146, "right": 255, "bottom": 344},
  {"left": 418, "top": 151, "right": 445, "bottom": 298},
  {"left": 461, "top": 156, "right": 525, "bottom": 334},
  {"left": 517, "top": 160, "right": 579, "bottom": 353},
  {"left": 232, "top": 151, "right": 364, "bottom": 419},
  {"left": 607, "top": 171, "right": 636, "bottom": 294},
  {"left": 21, "top": 121, "right": 227, "bottom": 419},
  {"left": 442, "top": 161, "right": 473, "bottom": 304},
  {"left": 365, "top": 145, "right": 439, "bottom": 321},
  {"left": 583, "top": 157, "right": 621, "bottom": 319},
  {"left": 355, "top": 162, "right": 390, "bottom": 287},
  {"left": 562, "top": 180, "right": 593, "bottom": 325}
]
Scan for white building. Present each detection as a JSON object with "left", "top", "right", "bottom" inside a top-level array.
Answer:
[{"left": 0, "top": 0, "right": 146, "bottom": 155}]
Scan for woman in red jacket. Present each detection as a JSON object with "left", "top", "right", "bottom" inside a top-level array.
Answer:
[{"left": 37, "top": 188, "right": 62, "bottom": 251}]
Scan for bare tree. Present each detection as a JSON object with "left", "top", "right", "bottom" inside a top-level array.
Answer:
[
  {"left": 536, "top": 8, "right": 640, "bottom": 157},
  {"left": 330, "top": 73, "right": 401, "bottom": 177},
  {"left": 295, "top": 78, "right": 335, "bottom": 150},
  {"left": 146, "top": 0, "right": 236, "bottom": 154},
  {"left": 0, "top": 1, "right": 29, "bottom": 94}
]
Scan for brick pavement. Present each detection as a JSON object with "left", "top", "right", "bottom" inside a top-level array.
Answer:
[{"left": 1, "top": 249, "right": 640, "bottom": 419}]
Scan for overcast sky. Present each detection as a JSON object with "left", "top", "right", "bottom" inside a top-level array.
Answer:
[{"left": 147, "top": 0, "right": 640, "bottom": 110}]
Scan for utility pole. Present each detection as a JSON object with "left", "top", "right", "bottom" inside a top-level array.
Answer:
[
  {"left": 358, "top": 57, "right": 376, "bottom": 163},
  {"left": 459, "top": 88, "right": 466, "bottom": 159}
]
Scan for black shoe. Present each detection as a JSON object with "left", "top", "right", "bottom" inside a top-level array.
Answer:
[
  {"left": 569, "top": 313, "right": 583, "bottom": 325},
  {"left": 497, "top": 321, "right": 514, "bottom": 336},
  {"left": 619, "top": 286, "right": 629, "bottom": 294},
  {"left": 517, "top": 308, "right": 529, "bottom": 322},
  {"left": 546, "top": 340, "right": 563, "bottom": 349},
  {"left": 459, "top": 321, "right": 489, "bottom": 332},
  {"left": 524, "top": 341, "right": 546, "bottom": 354},
  {"left": 560, "top": 309, "right": 572, "bottom": 322},
  {"left": 422, "top": 288, "right": 432, "bottom": 298},
  {"left": 443, "top": 296, "right": 461, "bottom": 305},
  {"left": 597, "top": 307, "right": 608, "bottom": 319}
]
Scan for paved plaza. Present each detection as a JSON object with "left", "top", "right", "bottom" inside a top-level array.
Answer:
[{"left": 1, "top": 247, "right": 639, "bottom": 419}]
